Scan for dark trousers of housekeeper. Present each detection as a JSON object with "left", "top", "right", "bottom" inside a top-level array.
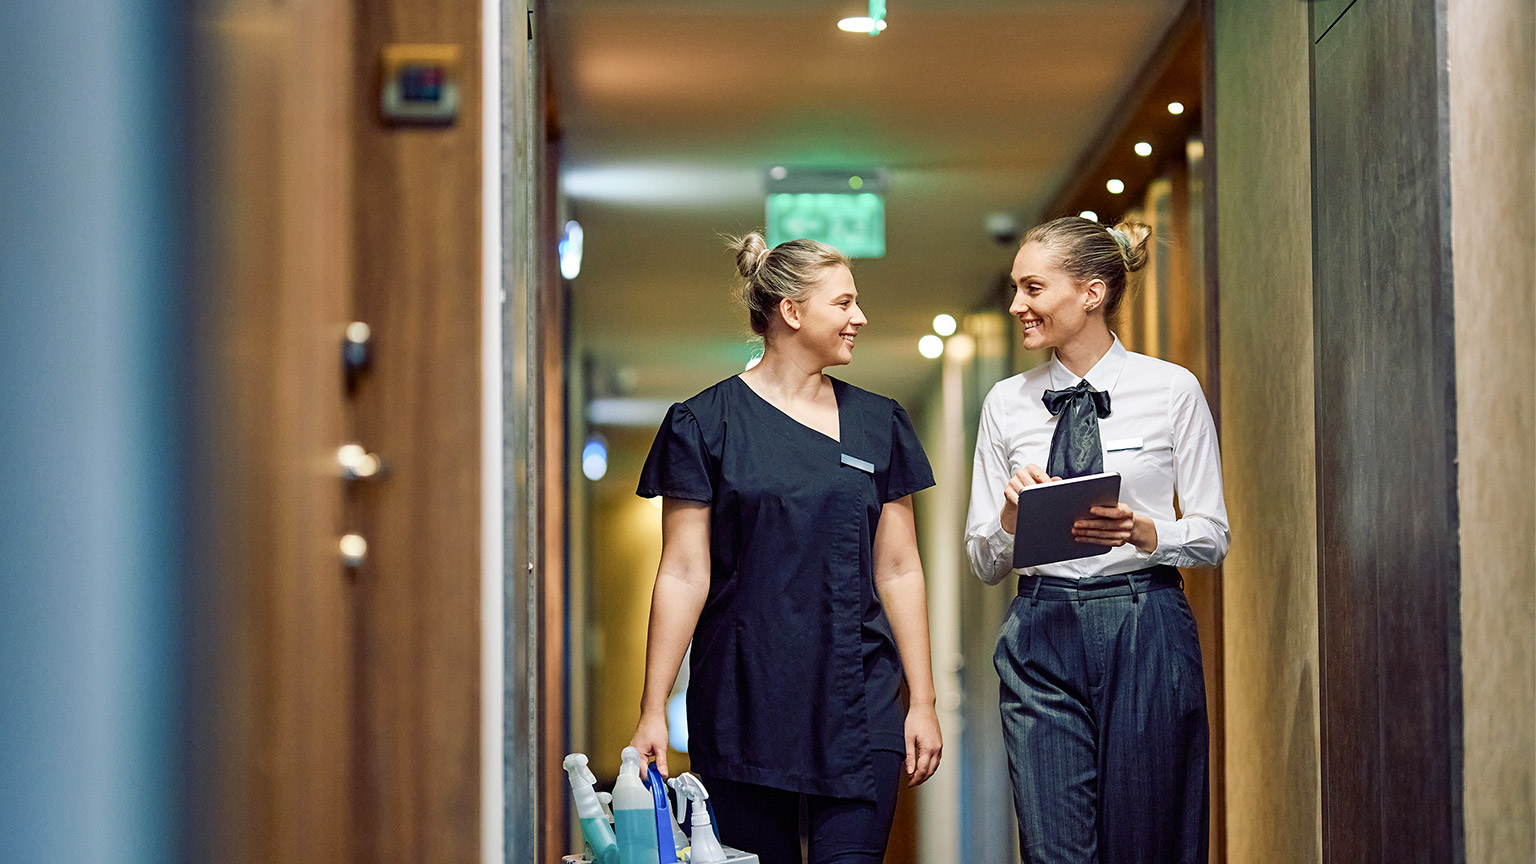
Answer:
[
  {"left": 995, "top": 565, "right": 1208, "bottom": 864},
  {"left": 700, "top": 750, "right": 904, "bottom": 864}
]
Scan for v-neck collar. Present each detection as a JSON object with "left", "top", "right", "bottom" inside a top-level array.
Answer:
[
  {"left": 1048, "top": 333, "right": 1128, "bottom": 395},
  {"left": 733, "top": 374, "right": 843, "bottom": 444}
]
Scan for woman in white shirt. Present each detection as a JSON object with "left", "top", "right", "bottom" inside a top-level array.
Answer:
[{"left": 965, "top": 215, "right": 1229, "bottom": 863}]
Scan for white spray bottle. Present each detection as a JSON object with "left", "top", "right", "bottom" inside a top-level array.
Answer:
[
  {"left": 668, "top": 773, "right": 727, "bottom": 864},
  {"left": 612, "top": 747, "right": 660, "bottom": 864},
  {"left": 563, "top": 754, "right": 619, "bottom": 864}
]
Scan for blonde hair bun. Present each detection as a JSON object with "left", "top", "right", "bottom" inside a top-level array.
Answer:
[
  {"left": 729, "top": 232, "right": 770, "bottom": 280},
  {"left": 1110, "top": 220, "right": 1152, "bottom": 273}
]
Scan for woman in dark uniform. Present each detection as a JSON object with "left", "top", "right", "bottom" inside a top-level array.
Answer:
[
  {"left": 629, "top": 232, "right": 942, "bottom": 864},
  {"left": 966, "top": 216, "right": 1229, "bottom": 863}
]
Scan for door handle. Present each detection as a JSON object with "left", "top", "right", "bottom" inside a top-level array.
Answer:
[{"left": 337, "top": 443, "right": 387, "bottom": 481}]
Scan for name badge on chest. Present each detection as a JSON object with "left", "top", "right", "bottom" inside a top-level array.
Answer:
[{"left": 840, "top": 453, "right": 875, "bottom": 473}]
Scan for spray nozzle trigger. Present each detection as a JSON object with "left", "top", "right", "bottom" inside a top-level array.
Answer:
[{"left": 562, "top": 753, "right": 598, "bottom": 787}]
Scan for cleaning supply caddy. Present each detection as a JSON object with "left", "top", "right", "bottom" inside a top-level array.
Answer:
[{"left": 562, "top": 751, "right": 758, "bottom": 864}]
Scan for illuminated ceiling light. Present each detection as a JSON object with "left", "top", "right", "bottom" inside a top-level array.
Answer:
[
  {"left": 918, "top": 334, "right": 944, "bottom": 359},
  {"left": 932, "top": 313, "right": 957, "bottom": 337},
  {"left": 1078, "top": 210, "right": 1099, "bottom": 222},
  {"left": 581, "top": 436, "right": 608, "bottom": 481},
  {"left": 769, "top": 166, "right": 788, "bottom": 180},
  {"left": 1106, "top": 178, "right": 1126, "bottom": 194},
  {"left": 1134, "top": 141, "right": 1153, "bottom": 157},
  {"left": 745, "top": 354, "right": 763, "bottom": 371},
  {"left": 838, "top": 16, "right": 888, "bottom": 33},
  {"left": 1167, "top": 101, "right": 1186, "bottom": 115},
  {"left": 559, "top": 220, "right": 583, "bottom": 280}
]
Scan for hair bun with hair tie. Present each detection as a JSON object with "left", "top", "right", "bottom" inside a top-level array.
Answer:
[
  {"left": 1108, "top": 227, "right": 1132, "bottom": 255},
  {"left": 748, "top": 245, "right": 770, "bottom": 275}
]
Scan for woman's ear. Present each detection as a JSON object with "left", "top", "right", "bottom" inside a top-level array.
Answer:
[
  {"left": 1083, "top": 278, "right": 1108, "bottom": 313},
  {"left": 778, "top": 297, "right": 802, "bottom": 331}
]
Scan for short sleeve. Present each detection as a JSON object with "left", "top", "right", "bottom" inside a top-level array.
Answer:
[
  {"left": 636, "top": 403, "right": 714, "bottom": 502},
  {"left": 884, "top": 402, "right": 935, "bottom": 502}
]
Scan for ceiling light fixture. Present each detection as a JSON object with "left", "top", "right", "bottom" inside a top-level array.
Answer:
[
  {"left": 582, "top": 436, "right": 608, "bottom": 482},
  {"left": 1134, "top": 141, "right": 1152, "bottom": 157},
  {"left": 559, "top": 220, "right": 583, "bottom": 279},
  {"left": 1106, "top": 179, "right": 1126, "bottom": 194},
  {"left": 1079, "top": 210, "right": 1099, "bottom": 222},
  {"left": 918, "top": 335, "right": 944, "bottom": 359},
  {"left": 1167, "top": 101, "right": 1185, "bottom": 115},
  {"left": 838, "top": 17, "right": 887, "bottom": 33},
  {"left": 932, "top": 314, "right": 957, "bottom": 337}
]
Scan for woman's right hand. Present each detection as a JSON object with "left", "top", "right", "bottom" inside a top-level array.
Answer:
[
  {"left": 628, "top": 710, "right": 672, "bottom": 778},
  {"left": 1000, "top": 464, "right": 1058, "bottom": 535}
]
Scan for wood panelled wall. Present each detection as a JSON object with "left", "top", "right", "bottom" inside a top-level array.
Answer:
[
  {"left": 1310, "top": 2, "right": 1463, "bottom": 861},
  {"left": 1210, "top": 1, "right": 1322, "bottom": 862},
  {"left": 1447, "top": 0, "right": 1536, "bottom": 859}
]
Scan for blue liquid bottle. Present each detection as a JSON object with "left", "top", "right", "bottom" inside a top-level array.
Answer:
[{"left": 612, "top": 747, "right": 659, "bottom": 864}]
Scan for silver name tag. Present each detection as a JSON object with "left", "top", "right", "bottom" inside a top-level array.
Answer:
[
  {"left": 1105, "top": 437, "right": 1145, "bottom": 452},
  {"left": 841, "top": 453, "right": 875, "bottom": 473}
]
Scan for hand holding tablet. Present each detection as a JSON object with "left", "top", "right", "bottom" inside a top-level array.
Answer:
[{"left": 1012, "top": 472, "right": 1123, "bottom": 569}]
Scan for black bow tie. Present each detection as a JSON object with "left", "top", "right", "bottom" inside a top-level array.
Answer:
[{"left": 1042, "top": 379, "right": 1111, "bottom": 479}]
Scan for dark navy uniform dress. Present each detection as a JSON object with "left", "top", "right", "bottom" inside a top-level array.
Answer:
[{"left": 637, "top": 375, "right": 933, "bottom": 811}]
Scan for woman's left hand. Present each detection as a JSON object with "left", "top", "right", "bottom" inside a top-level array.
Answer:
[
  {"left": 1073, "top": 504, "right": 1158, "bottom": 554},
  {"left": 903, "top": 702, "right": 943, "bottom": 787}
]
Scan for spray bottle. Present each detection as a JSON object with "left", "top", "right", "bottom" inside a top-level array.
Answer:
[
  {"left": 563, "top": 754, "right": 619, "bottom": 864},
  {"left": 613, "top": 747, "right": 660, "bottom": 864},
  {"left": 668, "top": 773, "right": 727, "bottom": 864}
]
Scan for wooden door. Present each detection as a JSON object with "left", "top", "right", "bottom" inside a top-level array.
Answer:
[
  {"left": 189, "top": 0, "right": 485, "bottom": 860},
  {"left": 190, "top": 0, "right": 358, "bottom": 861}
]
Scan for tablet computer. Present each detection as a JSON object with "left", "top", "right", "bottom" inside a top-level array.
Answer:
[{"left": 1012, "top": 472, "right": 1123, "bottom": 569}]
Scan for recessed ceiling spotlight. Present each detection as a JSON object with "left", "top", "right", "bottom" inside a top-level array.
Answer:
[
  {"left": 932, "top": 314, "right": 957, "bottom": 337},
  {"left": 838, "top": 16, "right": 887, "bottom": 33},
  {"left": 1078, "top": 210, "right": 1099, "bottom": 222},
  {"left": 1134, "top": 141, "right": 1153, "bottom": 157},
  {"left": 769, "top": 166, "right": 787, "bottom": 180},
  {"left": 1167, "top": 101, "right": 1186, "bottom": 115},
  {"left": 1106, "top": 179, "right": 1126, "bottom": 195},
  {"left": 918, "top": 335, "right": 944, "bottom": 359}
]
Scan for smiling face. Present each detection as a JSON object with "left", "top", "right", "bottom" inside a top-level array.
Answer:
[
  {"left": 1008, "top": 241, "right": 1101, "bottom": 353},
  {"left": 786, "top": 264, "right": 866, "bottom": 366}
]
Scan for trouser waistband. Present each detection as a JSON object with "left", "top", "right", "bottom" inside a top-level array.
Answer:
[{"left": 1017, "top": 564, "right": 1182, "bottom": 602}]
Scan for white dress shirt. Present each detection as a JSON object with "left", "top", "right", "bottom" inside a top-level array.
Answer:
[{"left": 965, "top": 335, "right": 1230, "bottom": 584}]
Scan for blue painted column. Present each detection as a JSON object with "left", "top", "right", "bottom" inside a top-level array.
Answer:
[{"left": 0, "top": 3, "right": 185, "bottom": 862}]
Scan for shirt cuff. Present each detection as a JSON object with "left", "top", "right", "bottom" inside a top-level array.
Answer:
[
  {"left": 982, "top": 522, "right": 1015, "bottom": 584},
  {"left": 1144, "top": 518, "right": 1183, "bottom": 566}
]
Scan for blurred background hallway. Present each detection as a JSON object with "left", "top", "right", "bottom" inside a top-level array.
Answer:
[{"left": 1, "top": 1, "right": 1532, "bottom": 863}]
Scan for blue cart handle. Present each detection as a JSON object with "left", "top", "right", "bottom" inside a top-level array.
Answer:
[{"left": 644, "top": 762, "right": 678, "bottom": 863}]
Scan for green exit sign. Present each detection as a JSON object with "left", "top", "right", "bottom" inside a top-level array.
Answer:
[{"left": 766, "top": 192, "right": 886, "bottom": 258}]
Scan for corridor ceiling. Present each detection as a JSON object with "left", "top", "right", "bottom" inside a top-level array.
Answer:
[{"left": 549, "top": 0, "right": 1188, "bottom": 413}]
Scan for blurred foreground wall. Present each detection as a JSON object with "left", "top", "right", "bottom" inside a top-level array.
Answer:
[{"left": 0, "top": 3, "right": 187, "bottom": 862}]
